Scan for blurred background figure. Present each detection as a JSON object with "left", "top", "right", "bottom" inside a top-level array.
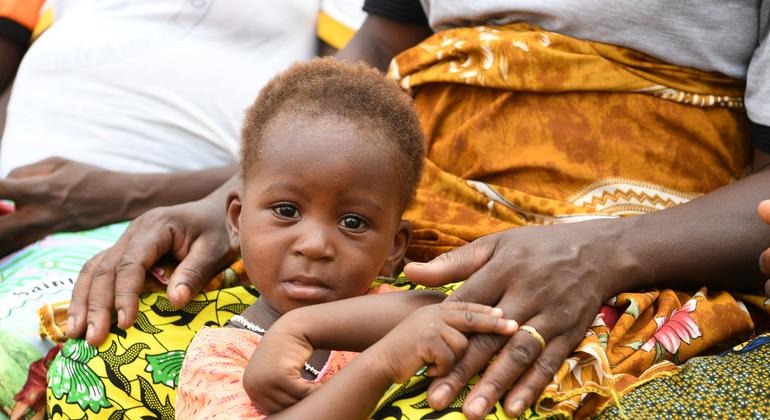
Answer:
[{"left": 0, "top": 1, "right": 365, "bottom": 417}]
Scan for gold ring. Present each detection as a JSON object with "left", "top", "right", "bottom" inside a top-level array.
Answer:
[{"left": 520, "top": 325, "right": 546, "bottom": 352}]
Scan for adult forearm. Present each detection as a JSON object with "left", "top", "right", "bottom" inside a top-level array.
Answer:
[
  {"left": 121, "top": 165, "right": 237, "bottom": 221},
  {"left": 619, "top": 168, "right": 770, "bottom": 293},
  {"left": 282, "top": 290, "right": 443, "bottom": 352},
  {"left": 0, "top": 37, "right": 24, "bottom": 93},
  {"left": 335, "top": 15, "right": 432, "bottom": 72}
]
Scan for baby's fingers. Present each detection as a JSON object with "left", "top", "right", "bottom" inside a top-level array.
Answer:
[
  {"left": 442, "top": 309, "right": 518, "bottom": 336},
  {"left": 439, "top": 300, "right": 505, "bottom": 317}
]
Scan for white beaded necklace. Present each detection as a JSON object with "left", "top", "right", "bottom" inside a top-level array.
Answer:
[{"left": 229, "top": 315, "right": 322, "bottom": 377}]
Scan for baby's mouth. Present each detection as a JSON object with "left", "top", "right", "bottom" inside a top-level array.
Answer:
[{"left": 281, "top": 276, "right": 330, "bottom": 301}]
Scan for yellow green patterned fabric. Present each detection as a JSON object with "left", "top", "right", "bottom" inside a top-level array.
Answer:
[
  {"left": 46, "top": 275, "right": 770, "bottom": 419},
  {"left": 47, "top": 285, "right": 258, "bottom": 419}
]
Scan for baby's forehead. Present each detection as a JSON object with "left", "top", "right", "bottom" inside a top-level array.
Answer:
[{"left": 261, "top": 114, "right": 399, "bottom": 159}]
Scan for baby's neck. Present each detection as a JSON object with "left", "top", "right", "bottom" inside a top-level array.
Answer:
[
  {"left": 240, "top": 298, "right": 283, "bottom": 330},
  {"left": 238, "top": 298, "right": 331, "bottom": 381}
]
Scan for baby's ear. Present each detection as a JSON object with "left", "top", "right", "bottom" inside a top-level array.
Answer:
[
  {"left": 380, "top": 220, "right": 412, "bottom": 277},
  {"left": 225, "top": 189, "right": 243, "bottom": 253}
]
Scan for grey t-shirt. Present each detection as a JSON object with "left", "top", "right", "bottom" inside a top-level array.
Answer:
[{"left": 418, "top": 0, "right": 769, "bottom": 126}]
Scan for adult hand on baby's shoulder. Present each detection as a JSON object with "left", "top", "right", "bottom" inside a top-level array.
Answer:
[
  {"left": 0, "top": 157, "right": 134, "bottom": 256},
  {"left": 404, "top": 220, "right": 636, "bottom": 419},
  {"left": 67, "top": 194, "right": 236, "bottom": 346},
  {"left": 244, "top": 316, "right": 321, "bottom": 413}
]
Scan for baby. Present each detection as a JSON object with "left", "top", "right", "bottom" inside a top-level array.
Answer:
[{"left": 175, "top": 58, "right": 517, "bottom": 418}]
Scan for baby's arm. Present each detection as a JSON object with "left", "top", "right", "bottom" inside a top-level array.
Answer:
[
  {"left": 266, "top": 301, "right": 518, "bottom": 419},
  {"left": 281, "top": 289, "right": 446, "bottom": 351},
  {"left": 244, "top": 290, "right": 445, "bottom": 412}
]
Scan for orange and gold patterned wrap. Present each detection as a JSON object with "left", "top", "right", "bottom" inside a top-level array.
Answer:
[{"left": 390, "top": 23, "right": 750, "bottom": 261}]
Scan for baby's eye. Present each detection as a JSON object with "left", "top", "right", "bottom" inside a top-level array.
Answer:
[
  {"left": 339, "top": 215, "right": 367, "bottom": 231},
  {"left": 273, "top": 204, "right": 300, "bottom": 219}
]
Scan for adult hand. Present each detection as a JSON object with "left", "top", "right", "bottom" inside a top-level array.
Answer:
[
  {"left": 68, "top": 180, "right": 238, "bottom": 346},
  {"left": 758, "top": 200, "right": 770, "bottom": 297},
  {"left": 0, "top": 157, "right": 139, "bottom": 256},
  {"left": 404, "top": 219, "right": 637, "bottom": 419}
]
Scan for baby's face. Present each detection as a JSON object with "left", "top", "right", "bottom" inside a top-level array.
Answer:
[{"left": 228, "top": 115, "right": 409, "bottom": 314}]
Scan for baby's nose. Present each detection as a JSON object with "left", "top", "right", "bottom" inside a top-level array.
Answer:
[{"left": 292, "top": 224, "right": 335, "bottom": 260}]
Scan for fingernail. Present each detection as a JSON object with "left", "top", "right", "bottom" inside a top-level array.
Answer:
[
  {"left": 66, "top": 316, "right": 76, "bottom": 334},
  {"left": 508, "top": 399, "right": 525, "bottom": 416},
  {"left": 85, "top": 324, "right": 94, "bottom": 344},
  {"left": 174, "top": 284, "right": 190, "bottom": 302},
  {"left": 430, "top": 383, "right": 451, "bottom": 408},
  {"left": 491, "top": 307, "right": 504, "bottom": 317},
  {"left": 117, "top": 310, "right": 125, "bottom": 327},
  {"left": 506, "top": 319, "right": 518, "bottom": 331},
  {"left": 468, "top": 397, "right": 488, "bottom": 417}
]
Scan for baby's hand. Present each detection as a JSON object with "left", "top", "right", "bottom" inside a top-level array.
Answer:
[
  {"left": 371, "top": 301, "right": 518, "bottom": 385},
  {"left": 759, "top": 200, "right": 770, "bottom": 297},
  {"left": 242, "top": 317, "right": 320, "bottom": 414}
]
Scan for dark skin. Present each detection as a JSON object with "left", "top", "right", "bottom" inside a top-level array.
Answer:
[
  {"left": 0, "top": 158, "right": 236, "bottom": 258},
  {"left": 248, "top": 297, "right": 517, "bottom": 419},
  {"left": 0, "top": 36, "right": 24, "bottom": 93},
  {"left": 69, "top": 12, "right": 770, "bottom": 420}
]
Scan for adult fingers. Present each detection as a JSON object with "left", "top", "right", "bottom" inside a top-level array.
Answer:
[
  {"left": 68, "top": 251, "right": 106, "bottom": 338},
  {"left": 441, "top": 309, "right": 518, "bottom": 336},
  {"left": 443, "top": 262, "right": 506, "bottom": 307},
  {"left": 6, "top": 156, "right": 68, "bottom": 178},
  {"left": 758, "top": 199, "right": 770, "bottom": 224},
  {"left": 167, "top": 235, "right": 232, "bottom": 308},
  {"left": 502, "top": 334, "right": 573, "bottom": 417},
  {"left": 427, "top": 290, "right": 541, "bottom": 411},
  {"left": 461, "top": 316, "right": 556, "bottom": 419},
  {"left": 760, "top": 248, "right": 770, "bottom": 277},
  {"left": 403, "top": 233, "right": 499, "bottom": 287},
  {"left": 84, "top": 248, "right": 125, "bottom": 346},
  {"left": 426, "top": 333, "right": 508, "bottom": 411},
  {"left": 112, "top": 228, "right": 175, "bottom": 328},
  {"left": 0, "top": 178, "right": 21, "bottom": 200},
  {"left": 439, "top": 300, "right": 504, "bottom": 316}
]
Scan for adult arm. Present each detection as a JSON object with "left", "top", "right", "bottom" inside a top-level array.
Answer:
[
  {"left": 336, "top": 11, "right": 432, "bottom": 72},
  {"left": 404, "top": 148, "right": 770, "bottom": 419},
  {"left": 70, "top": 6, "right": 433, "bottom": 346},
  {"left": 0, "top": 0, "right": 37, "bottom": 92},
  {"left": 0, "top": 158, "right": 236, "bottom": 256},
  {"left": 0, "top": 35, "right": 23, "bottom": 93}
]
